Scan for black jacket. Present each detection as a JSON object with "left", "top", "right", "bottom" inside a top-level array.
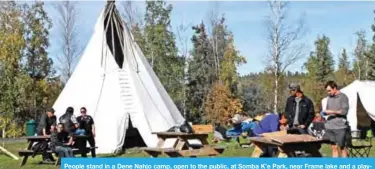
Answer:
[
  {"left": 59, "top": 113, "right": 75, "bottom": 133},
  {"left": 284, "top": 95, "right": 315, "bottom": 128}
]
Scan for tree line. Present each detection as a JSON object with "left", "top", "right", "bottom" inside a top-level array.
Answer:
[{"left": 1, "top": 1, "right": 375, "bottom": 138}]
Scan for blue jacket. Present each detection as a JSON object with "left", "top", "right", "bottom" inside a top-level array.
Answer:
[
  {"left": 253, "top": 113, "right": 279, "bottom": 136},
  {"left": 226, "top": 121, "right": 257, "bottom": 137}
]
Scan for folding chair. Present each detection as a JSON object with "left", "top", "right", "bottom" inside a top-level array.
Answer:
[{"left": 347, "top": 130, "right": 373, "bottom": 157}]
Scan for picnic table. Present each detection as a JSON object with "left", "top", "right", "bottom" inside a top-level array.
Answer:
[
  {"left": 17, "top": 135, "right": 96, "bottom": 166},
  {"left": 249, "top": 134, "right": 329, "bottom": 157},
  {"left": 141, "top": 132, "right": 225, "bottom": 157}
]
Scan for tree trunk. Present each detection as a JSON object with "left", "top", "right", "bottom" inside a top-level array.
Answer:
[
  {"left": 2, "top": 127, "right": 5, "bottom": 147},
  {"left": 358, "top": 64, "right": 362, "bottom": 80},
  {"left": 365, "top": 58, "right": 369, "bottom": 80},
  {"left": 274, "top": 72, "right": 278, "bottom": 113}
]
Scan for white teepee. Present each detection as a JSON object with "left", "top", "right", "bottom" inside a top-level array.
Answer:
[{"left": 52, "top": 2, "right": 185, "bottom": 154}]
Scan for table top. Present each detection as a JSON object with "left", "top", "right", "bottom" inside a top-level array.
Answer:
[
  {"left": 249, "top": 137, "right": 282, "bottom": 146},
  {"left": 152, "top": 132, "right": 208, "bottom": 136},
  {"left": 23, "top": 135, "right": 89, "bottom": 140},
  {"left": 23, "top": 136, "right": 50, "bottom": 140},
  {"left": 249, "top": 134, "right": 328, "bottom": 146}
]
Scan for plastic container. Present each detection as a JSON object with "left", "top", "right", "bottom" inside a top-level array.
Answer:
[{"left": 26, "top": 120, "right": 36, "bottom": 136}]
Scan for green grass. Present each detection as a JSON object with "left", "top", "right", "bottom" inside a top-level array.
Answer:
[{"left": 1, "top": 139, "right": 374, "bottom": 169}]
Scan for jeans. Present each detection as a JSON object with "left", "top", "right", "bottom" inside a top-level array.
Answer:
[
  {"left": 55, "top": 146, "right": 74, "bottom": 158},
  {"left": 75, "top": 129, "right": 86, "bottom": 135}
]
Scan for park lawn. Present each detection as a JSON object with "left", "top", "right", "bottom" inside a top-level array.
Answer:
[{"left": 0, "top": 139, "right": 374, "bottom": 169}]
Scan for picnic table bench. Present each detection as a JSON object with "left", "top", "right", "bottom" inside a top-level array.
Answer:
[
  {"left": 17, "top": 135, "right": 97, "bottom": 166},
  {"left": 141, "top": 132, "right": 225, "bottom": 157},
  {"left": 249, "top": 133, "right": 330, "bottom": 157}
]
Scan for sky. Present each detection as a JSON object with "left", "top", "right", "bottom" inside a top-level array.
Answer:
[{"left": 42, "top": 1, "right": 375, "bottom": 76}]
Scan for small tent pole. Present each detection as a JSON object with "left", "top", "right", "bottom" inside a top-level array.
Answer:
[{"left": 0, "top": 145, "right": 19, "bottom": 160}]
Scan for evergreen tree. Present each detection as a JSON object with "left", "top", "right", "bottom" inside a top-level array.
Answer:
[
  {"left": 335, "top": 48, "right": 353, "bottom": 85},
  {"left": 185, "top": 22, "right": 215, "bottom": 123},
  {"left": 143, "top": 0, "right": 184, "bottom": 111},
  {"left": 367, "top": 11, "right": 375, "bottom": 80},
  {"left": 219, "top": 34, "right": 246, "bottom": 95},
  {"left": 22, "top": 1, "right": 54, "bottom": 118},
  {"left": 308, "top": 35, "right": 335, "bottom": 82},
  {"left": 339, "top": 49, "right": 350, "bottom": 71},
  {"left": 210, "top": 16, "right": 229, "bottom": 77},
  {"left": 304, "top": 35, "right": 334, "bottom": 109}
]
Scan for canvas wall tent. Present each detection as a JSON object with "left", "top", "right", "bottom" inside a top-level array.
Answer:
[
  {"left": 52, "top": 2, "right": 185, "bottom": 154},
  {"left": 321, "top": 80, "right": 375, "bottom": 131}
]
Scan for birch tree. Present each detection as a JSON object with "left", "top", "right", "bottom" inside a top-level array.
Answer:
[
  {"left": 265, "top": 1, "right": 307, "bottom": 112},
  {"left": 121, "top": 0, "right": 143, "bottom": 28},
  {"left": 54, "top": 1, "right": 82, "bottom": 83},
  {"left": 175, "top": 19, "right": 192, "bottom": 117}
]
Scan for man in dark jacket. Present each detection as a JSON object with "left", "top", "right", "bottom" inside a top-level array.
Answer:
[
  {"left": 76, "top": 107, "right": 96, "bottom": 157},
  {"left": 284, "top": 85, "right": 315, "bottom": 134},
  {"left": 36, "top": 108, "right": 56, "bottom": 162},
  {"left": 36, "top": 108, "right": 56, "bottom": 136}
]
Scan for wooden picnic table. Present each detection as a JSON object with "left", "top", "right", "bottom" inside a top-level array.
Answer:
[
  {"left": 249, "top": 134, "right": 330, "bottom": 157},
  {"left": 141, "top": 132, "right": 225, "bottom": 157},
  {"left": 18, "top": 135, "right": 96, "bottom": 166}
]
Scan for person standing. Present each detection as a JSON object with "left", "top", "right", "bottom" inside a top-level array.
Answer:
[
  {"left": 35, "top": 108, "right": 56, "bottom": 162},
  {"left": 322, "top": 81, "right": 350, "bottom": 157},
  {"left": 36, "top": 108, "right": 56, "bottom": 136},
  {"left": 76, "top": 107, "right": 96, "bottom": 157},
  {"left": 284, "top": 85, "right": 315, "bottom": 134}
]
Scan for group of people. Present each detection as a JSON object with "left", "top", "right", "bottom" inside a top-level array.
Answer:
[
  {"left": 35, "top": 106, "right": 96, "bottom": 162},
  {"left": 285, "top": 80, "right": 350, "bottom": 158},
  {"left": 214, "top": 80, "right": 351, "bottom": 158}
]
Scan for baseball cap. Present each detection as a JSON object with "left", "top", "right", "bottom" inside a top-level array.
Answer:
[{"left": 288, "top": 83, "right": 300, "bottom": 90}]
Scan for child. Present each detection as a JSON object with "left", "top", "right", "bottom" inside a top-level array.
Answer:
[
  {"left": 313, "top": 112, "right": 325, "bottom": 122},
  {"left": 50, "top": 123, "right": 75, "bottom": 158},
  {"left": 308, "top": 112, "right": 326, "bottom": 138},
  {"left": 279, "top": 114, "right": 288, "bottom": 131}
]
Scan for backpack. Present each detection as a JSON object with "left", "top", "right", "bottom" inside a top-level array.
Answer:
[{"left": 31, "top": 141, "right": 49, "bottom": 157}]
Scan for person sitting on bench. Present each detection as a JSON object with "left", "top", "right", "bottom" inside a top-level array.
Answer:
[
  {"left": 50, "top": 123, "right": 74, "bottom": 158},
  {"left": 252, "top": 111, "right": 280, "bottom": 157},
  {"left": 308, "top": 112, "right": 326, "bottom": 138},
  {"left": 252, "top": 111, "right": 280, "bottom": 136},
  {"left": 59, "top": 107, "right": 78, "bottom": 135},
  {"left": 213, "top": 122, "right": 231, "bottom": 143}
]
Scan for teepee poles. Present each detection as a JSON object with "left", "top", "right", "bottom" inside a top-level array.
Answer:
[{"left": 0, "top": 145, "right": 19, "bottom": 160}]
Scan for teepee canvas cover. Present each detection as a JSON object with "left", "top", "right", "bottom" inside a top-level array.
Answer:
[{"left": 53, "top": 2, "right": 185, "bottom": 154}]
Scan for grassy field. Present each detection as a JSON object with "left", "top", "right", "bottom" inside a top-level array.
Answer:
[{"left": 0, "top": 139, "right": 374, "bottom": 169}]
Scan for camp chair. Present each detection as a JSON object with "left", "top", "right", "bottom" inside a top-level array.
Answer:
[{"left": 347, "top": 129, "right": 373, "bottom": 157}]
